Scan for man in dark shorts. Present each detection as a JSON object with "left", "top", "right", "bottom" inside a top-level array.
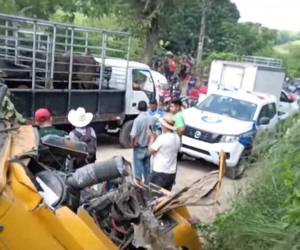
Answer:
[{"left": 149, "top": 113, "right": 180, "bottom": 191}]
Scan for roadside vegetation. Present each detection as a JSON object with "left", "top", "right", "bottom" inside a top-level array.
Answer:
[{"left": 200, "top": 115, "right": 300, "bottom": 250}]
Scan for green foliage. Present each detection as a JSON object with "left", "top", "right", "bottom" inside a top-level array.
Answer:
[
  {"left": 201, "top": 115, "right": 300, "bottom": 250},
  {"left": 276, "top": 30, "right": 300, "bottom": 45},
  {"left": 0, "top": 0, "right": 284, "bottom": 69},
  {"left": 274, "top": 40, "right": 300, "bottom": 54},
  {"left": 208, "top": 22, "right": 277, "bottom": 56},
  {"left": 51, "top": 11, "right": 143, "bottom": 60},
  {"left": 0, "top": 0, "right": 76, "bottom": 19},
  {"left": 0, "top": 0, "right": 18, "bottom": 15},
  {"left": 69, "top": 0, "right": 249, "bottom": 64},
  {"left": 160, "top": 0, "right": 240, "bottom": 54},
  {"left": 262, "top": 43, "right": 300, "bottom": 79},
  {"left": 202, "top": 52, "right": 239, "bottom": 72},
  {"left": 76, "top": 0, "right": 183, "bottom": 63},
  {"left": 282, "top": 45, "right": 300, "bottom": 79},
  {"left": 1, "top": 95, "right": 26, "bottom": 124}
]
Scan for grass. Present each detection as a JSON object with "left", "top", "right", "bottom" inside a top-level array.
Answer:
[{"left": 200, "top": 116, "right": 300, "bottom": 250}]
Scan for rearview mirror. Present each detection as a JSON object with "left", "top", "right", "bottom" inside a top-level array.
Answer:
[{"left": 258, "top": 117, "right": 270, "bottom": 125}]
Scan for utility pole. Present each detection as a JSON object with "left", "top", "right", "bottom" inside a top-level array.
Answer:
[{"left": 195, "top": 0, "right": 209, "bottom": 79}]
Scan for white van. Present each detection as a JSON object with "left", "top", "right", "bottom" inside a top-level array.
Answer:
[
  {"left": 181, "top": 89, "right": 279, "bottom": 179},
  {"left": 207, "top": 58, "right": 299, "bottom": 119}
]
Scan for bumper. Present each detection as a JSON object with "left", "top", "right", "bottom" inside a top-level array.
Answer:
[{"left": 180, "top": 136, "right": 244, "bottom": 167}]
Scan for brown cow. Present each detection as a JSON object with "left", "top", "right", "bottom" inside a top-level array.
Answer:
[
  {"left": 0, "top": 58, "right": 31, "bottom": 88},
  {"left": 53, "top": 54, "right": 100, "bottom": 89}
]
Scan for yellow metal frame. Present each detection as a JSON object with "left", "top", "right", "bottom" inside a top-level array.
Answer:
[{"left": 0, "top": 125, "right": 202, "bottom": 249}]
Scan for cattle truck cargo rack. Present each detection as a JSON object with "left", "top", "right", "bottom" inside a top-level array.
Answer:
[{"left": 0, "top": 13, "right": 131, "bottom": 124}]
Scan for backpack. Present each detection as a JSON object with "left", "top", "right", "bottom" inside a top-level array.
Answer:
[{"left": 72, "top": 127, "right": 97, "bottom": 158}]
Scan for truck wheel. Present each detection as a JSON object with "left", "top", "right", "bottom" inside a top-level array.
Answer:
[
  {"left": 225, "top": 166, "right": 239, "bottom": 180},
  {"left": 119, "top": 120, "right": 134, "bottom": 148},
  {"left": 225, "top": 151, "right": 249, "bottom": 180}
]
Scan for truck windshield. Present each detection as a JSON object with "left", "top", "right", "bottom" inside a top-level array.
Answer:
[{"left": 197, "top": 94, "right": 257, "bottom": 121}]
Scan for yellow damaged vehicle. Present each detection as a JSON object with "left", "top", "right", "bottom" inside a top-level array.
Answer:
[{"left": 0, "top": 84, "right": 203, "bottom": 249}]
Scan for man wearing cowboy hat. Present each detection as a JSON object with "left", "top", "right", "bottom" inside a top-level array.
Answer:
[
  {"left": 149, "top": 113, "right": 180, "bottom": 191},
  {"left": 68, "top": 107, "right": 97, "bottom": 165},
  {"left": 148, "top": 99, "right": 165, "bottom": 135}
]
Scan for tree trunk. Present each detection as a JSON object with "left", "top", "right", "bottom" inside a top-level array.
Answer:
[
  {"left": 195, "top": 0, "right": 208, "bottom": 77},
  {"left": 143, "top": 19, "right": 159, "bottom": 65}
]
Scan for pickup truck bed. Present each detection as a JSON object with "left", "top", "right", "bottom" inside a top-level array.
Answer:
[{"left": 11, "top": 88, "right": 126, "bottom": 124}]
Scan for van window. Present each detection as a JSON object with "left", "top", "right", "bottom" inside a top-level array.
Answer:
[
  {"left": 268, "top": 103, "right": 277, "bottom": 118},
  {"left": 258, "top": 103, "right": 276, "bottom": 120},
  {"left": 280, "top": 91, "right": 289, "bottom": 102}
]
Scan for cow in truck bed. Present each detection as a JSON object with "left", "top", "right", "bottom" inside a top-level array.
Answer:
[
  {"left": 53, "top": 54, "right": 100, "bottom": 89},
  {"left": 0, "top": 53, "right": 107, "bottom": 89}
]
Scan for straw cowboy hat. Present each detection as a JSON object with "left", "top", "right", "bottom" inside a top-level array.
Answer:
[
  {"left": 159, "top": 113, "right": 175, "bottom": 131},
  {"left": 67, "top": 107, "right": 93, "bottom": 128}
]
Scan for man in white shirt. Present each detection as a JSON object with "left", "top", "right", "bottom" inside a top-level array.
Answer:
[{"left": 149, "top": 113, "right": 180, "bottom": 190}]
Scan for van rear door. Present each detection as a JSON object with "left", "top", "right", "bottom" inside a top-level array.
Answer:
[{"left": 220, "top": 65, "right": 245, "bottom": 89}]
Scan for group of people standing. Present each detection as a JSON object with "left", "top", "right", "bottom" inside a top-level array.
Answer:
[
  {"left": 130, "top": 98, "right": 185, "bottom": 191},
  {"left": 154, "top": 52, "right": 195, "bottom": 97},
  {"left": 34, "top": 98, "right": 185, "bottom": 191}
]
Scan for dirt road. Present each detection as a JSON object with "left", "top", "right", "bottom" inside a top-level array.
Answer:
[{"left": 98, "top": 135, "right": 254, "bottom": 223}]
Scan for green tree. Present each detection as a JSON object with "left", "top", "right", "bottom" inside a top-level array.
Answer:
[
  {"left": 284, "top": 44, "right": 300, "bottom": 78},
  {"left": 76, "top": 0, "right": 241, "bottom": 65},
  {"left": 160, "top": 0, "right": 239, "bottom": 55},
  {"left": 0, "top": 0, "right": 76, "bottom": 19},
  {"left": 202, "top": 51, "right": 239, "bottom": 72},
  {"left": 207, "top": 22, "right": 277, "bottom": 56},
  {"left": 0, "top": 0, "right": 279, "bottom": 70},
  {"left": 78, "top": 0, "right": 183, "bottom": 64},
  {"left": 277, "top": 30, "right": 300, "bottom": 45}
]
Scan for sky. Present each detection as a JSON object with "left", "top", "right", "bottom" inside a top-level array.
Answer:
[{"left": 231, "top": 0, "right": 300, "bottom": 31}]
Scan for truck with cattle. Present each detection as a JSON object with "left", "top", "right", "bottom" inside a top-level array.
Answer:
[{"left": 0, "top": 13, "right": 158, "bottom": 147}]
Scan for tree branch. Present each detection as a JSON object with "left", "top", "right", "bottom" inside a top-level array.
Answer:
[
  {"left": 146, "top": 1, "right": 162, "bottom": 21},
  {"left": 143, "top": 0, "right": 151, "bottom": 13}
]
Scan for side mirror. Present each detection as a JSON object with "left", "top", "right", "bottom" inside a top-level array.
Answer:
[{"left": 258, "top": 117, "right": 270, "bottom": 125}]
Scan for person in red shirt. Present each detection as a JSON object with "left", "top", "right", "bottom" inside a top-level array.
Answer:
[{"left": 164, "top": 51, "right": 177, "bottom": 81}]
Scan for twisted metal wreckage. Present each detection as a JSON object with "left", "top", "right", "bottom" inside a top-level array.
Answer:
[{"left": 0, "top": 83, "right": 225, "bottom": 250}]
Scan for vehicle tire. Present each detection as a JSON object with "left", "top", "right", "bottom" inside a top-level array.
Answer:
[
  {"left": 119, "top": 120, "right": 134, "bottom": 148},
  {"left": 225, "top": 150, "right": 249, "bottom": 180}
]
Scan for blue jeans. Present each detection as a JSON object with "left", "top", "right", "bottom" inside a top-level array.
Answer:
[{"left": 133, "top": 147, "right": 150, "bottom": 184}]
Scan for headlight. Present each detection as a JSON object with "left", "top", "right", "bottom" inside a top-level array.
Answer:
[{"left": 220, "top": 135, "right": 239, "bottom": 143}]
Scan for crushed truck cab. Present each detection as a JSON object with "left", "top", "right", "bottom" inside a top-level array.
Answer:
[{"left": 0, "top": 123, "right": 202, "bottom": 250}]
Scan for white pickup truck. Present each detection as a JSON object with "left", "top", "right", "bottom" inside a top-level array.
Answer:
[{"left": 181, "top": 89, "right": 279, "bottom": 179}]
